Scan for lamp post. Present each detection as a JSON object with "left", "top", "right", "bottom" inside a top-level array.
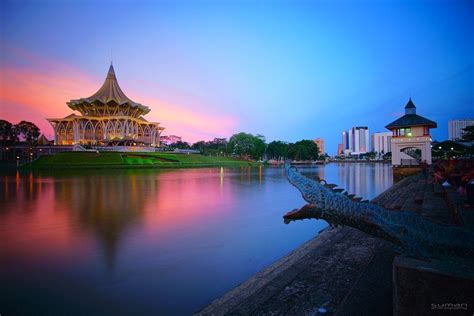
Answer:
[{"left": 16, "top": 156, "right": 19, "bottom": 168}]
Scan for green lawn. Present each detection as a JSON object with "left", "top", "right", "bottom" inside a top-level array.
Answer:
[{"left": 26, "top": 151, "right": 256, "bottom": 169}]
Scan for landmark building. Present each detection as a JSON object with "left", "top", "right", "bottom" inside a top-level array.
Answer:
[
  {"left": 385, "top": 98, "right": 436, "bottom": 165},
  {"left": 48, "top": 65, "right": 164, "bottom": 146},
  {"left": 371, "top": 132, "right": 392, "bottom": 155},
  {"left": 448, "top": 119, "right": 474, "bottom": 141}
]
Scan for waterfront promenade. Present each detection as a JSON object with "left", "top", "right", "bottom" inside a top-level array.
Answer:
[{"left": 196, "top": 172, "right": 473, "bottom": 315}]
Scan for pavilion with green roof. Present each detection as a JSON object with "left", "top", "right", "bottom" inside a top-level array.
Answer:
[{"left": 385, "top": 98, "right": 437, "bottom": 165}]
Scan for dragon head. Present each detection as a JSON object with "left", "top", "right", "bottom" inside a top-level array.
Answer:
[{"left": 285, "top": 162, "right": 332, "bottom": 209}]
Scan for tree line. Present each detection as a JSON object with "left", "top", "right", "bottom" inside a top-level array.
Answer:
[
  {"left": 167, "top": 132, "right": 321, "bottom": 161},
  {"left": 0, "top": 120, "right": 40, "bottom": 146}
]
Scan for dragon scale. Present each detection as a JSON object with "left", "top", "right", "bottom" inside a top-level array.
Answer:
[{"left": 283, "top": 163, "right": 474, "bottom": 263}]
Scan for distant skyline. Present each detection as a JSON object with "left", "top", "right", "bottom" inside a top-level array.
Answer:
[{"left": 1, "top": 0, "right": 473, "bottom": 153}]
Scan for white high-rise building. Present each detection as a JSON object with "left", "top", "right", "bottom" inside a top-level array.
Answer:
[
  {"left": 341, "top": 127, "right": 369, "bottom": 155},
  {"left": 448, "top": 119, "right": 474, "bottom": 141},
  {"left": 350, "top": 126, "right": 369, "bottom": 154},
  {"left": 371, "top": 132, "right": 392, "bottom": 154}
]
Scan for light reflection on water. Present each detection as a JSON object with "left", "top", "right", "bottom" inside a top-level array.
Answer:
[{"left": 0, "top": 163, "right": 392, "bottom": 315}]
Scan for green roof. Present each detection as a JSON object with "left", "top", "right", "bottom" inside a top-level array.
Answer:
[{"left": 385, "top": 114, "right": 437, "bottom": 129}]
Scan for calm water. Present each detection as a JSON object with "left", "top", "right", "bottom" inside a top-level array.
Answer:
[{"left": 0, "top": 163, "right": 392, "bottom": 315}]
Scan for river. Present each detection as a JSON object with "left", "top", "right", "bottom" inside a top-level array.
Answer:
[{"left": 0, "top": 163, "right": 392, "bottom": 315}]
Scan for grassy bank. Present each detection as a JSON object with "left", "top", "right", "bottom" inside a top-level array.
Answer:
[{"left": 23, "top": 151, "right": 258, "bottom": 169}]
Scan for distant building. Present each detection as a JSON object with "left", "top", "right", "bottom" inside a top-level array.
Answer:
[
  {"left": 342, "top": 131, "right": 349, "bottom": 151},
  {"left": 448, "top": 119, "right": 474, "bottom": 141},
  {"left": 351, "top": 127, "right": 369, "bottom": 154},
  {"left": 340, "top": 127, "right": 369, "bottom": 155},
  {"left": 313, "top": 138, "right": 325, "bottom": 155},
  {"left": 37, "top": 134, "right": 52, "bottom": 145},
  {"left": 371, "top": 132, "right": 392, "bottom": 155},
  {"left": 160, "top": 135, "right": 182, "bottom": 146},
  {"left": 385, "top": 98, "right": 436, "bottom": 165},
  {"left": 337, "top": 144, "right": 343, "bottom": 156}
]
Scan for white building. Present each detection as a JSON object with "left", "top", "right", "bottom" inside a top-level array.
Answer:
[
  {"left": 350, "top": 126, "right": 369, "bottom": 154},
  {"left": 448, "top": 119, "right": 474, "bottom": 141},
  {"left": 385, "top": 98, "right": 436, "bottom": 165},
  {"left": 341, "top": 127, "right": 369, "bottom": 155},
  {"left": 371, "top": 132, "right": 392, "bottom": 155}
]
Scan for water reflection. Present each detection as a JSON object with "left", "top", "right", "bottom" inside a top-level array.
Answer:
[
  {"left": 53, "top": 172, "right": 154, "bottom": 269},
  {"left": 0, "top": 163, "right": 391, "bottom": 315},
  {"left": 298, "top": 162, "right": 392, "bottom": 200}
]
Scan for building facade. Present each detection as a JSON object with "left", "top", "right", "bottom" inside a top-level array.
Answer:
[
  {"left": 48, "top": 65, "right": 164, "bottom": 147},
  {"left": 313, "top": 138, "right": 325, "bottom": 155},
  {"left": 385, "top": 98, "right": 436, "bottom": 165},
  {"left": 342, "top": 131, "right": 349, "bottom": 152},
  {"left": 350, "top": 126, "right": 369, "bottom": 154},
  {"left": 341, "top": 127, "right": 369, "bottom": 155},
  {"left": 371, "top": 132, "right": 392, "bottom": 155},
  {"left": 448, "top": 119, "right": 474, "bottom": 141}
]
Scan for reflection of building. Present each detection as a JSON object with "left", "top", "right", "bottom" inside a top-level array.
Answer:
[
  {"left": 371, "top": 132, "right": 392, "bottom": 154},
  {"left": 448, "top": 119, "right": 474, "bottom": 141},
  {"left": 160, "top": 135, "right": 182, "bottom": 146},
  {"left": 55, "top": 170, "right": 154, "bottom": 268},
  {"left": 313, "top": 138, "right": 325, "bottom": 155},
  {"left": 386, "top": 98, "right": 436, "bottom": 165},
  {"left": 48, "top": 64, "right": 165, "bottom": 146}
]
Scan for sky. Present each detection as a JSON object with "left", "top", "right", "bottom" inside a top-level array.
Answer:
[{"left": 1, "top": 0, "right": 473, "bottom": 154}]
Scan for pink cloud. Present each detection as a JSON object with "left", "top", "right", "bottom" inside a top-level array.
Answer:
[{"left": 0, "top": 46, "right": 238, "bottom": 143}]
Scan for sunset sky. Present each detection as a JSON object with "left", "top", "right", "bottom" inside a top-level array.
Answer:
[{"left": 1, "top": 0, "right": 473, "bottom": 153}]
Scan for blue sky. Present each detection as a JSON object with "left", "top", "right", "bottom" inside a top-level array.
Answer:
[{"left": 1, "top": 0, "right": 473, "bottom": 153}]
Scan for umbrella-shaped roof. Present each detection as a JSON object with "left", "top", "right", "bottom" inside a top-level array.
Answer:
[{"left": 67, "top": 64, "right": 150, "bottom": 115}]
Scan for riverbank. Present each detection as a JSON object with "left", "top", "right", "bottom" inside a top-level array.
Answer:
[
  {"left": 21, "top": 151, "right": 258, "bottom": 169},
  {"left": 196, "top": 171, "right": 473, "bottom": 315}
]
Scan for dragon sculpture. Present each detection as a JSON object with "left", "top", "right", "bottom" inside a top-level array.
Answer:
[{"left": 283, "top": 163, "right": 474, "bottom": 264}]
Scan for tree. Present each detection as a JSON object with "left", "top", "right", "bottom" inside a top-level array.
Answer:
[
  {"left": 288, "top": 140, "right": 319, "bottom": 161},
  {"left": 191, "top": 139, "right": 228, "bottom": 156},
  {"left": 266, "top": 141, "right": 289, "bottom": 160},
  {"left": 461, "top": 126, "right": 474, "bottom": 142},
  {"left": 14, "top": 121, "right": 39, "bottom": 145},
  {"left": 172, "top": 141, "right": 191, "bottom": 149},
  {"left": 228, "top": 132, "right": 266, "bottom": 160},
  {"left": 367, "top": 151, "right": 376, "bottom": 160},
  {"left": 0, "top": 120, "right": 19, "bottom": 146},
  {"left": 191, "top": 141, "right": 207, "bottom": 152}
]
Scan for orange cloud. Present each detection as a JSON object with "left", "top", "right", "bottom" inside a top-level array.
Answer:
[{"left": 0, "top": 47, "right": 238, "bottom": 143}]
